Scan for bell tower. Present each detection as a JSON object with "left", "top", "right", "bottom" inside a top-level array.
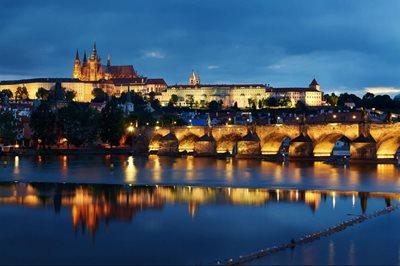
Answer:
[{"left": 189, "top": 70, "right": 200, "bottom": 85}]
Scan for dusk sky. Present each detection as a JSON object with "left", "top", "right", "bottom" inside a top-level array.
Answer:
[{"left": 1, "top": 0, "right": 400, "bottom": 96}]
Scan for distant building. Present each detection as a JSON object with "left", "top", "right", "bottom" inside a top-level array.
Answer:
[
  {"left": 0, "top": 43, "right": 167, "bottom": 102},
  {"left": 158, "top": 73, "right": 323, "bottom": 108},
  {"left": 73, "top": 42, "right": 137, "bottom": 81},
  {"left": 266, "top": 79, "right": 323, "bottom": 106}
]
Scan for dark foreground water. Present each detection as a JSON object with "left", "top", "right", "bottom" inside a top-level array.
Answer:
[{"left": 0, "top": 155, "right": 400, "bottom": 265}]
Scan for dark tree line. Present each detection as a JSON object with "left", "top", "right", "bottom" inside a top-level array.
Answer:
[{"left": 324, "top": 92, "right": 400, "bottom": 110}]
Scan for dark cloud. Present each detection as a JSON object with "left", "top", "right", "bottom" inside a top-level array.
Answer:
[{"left": 1, "top": 0, "right": 400, "bottom": 95}]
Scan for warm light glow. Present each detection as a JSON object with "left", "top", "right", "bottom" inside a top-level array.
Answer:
[
  {"left": 125, "top": 156, "right": 137, "bottom": 182},
  {"left": 127, "top": 125, "right": 134, "bottom": 133},
  {"left": 332, "top": 192, "right": 336, "bottom": 208},
  {"left": 333, "top": 114, "right": 337, "bottom": 119}
]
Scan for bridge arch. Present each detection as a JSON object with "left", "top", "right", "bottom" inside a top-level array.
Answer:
[
  {"left": 215, "top": 133, "right": 243, "bottom": 154},
  {"left": 148, "top": 133, "right": 163, "bottom": 152},
  {"left": 261, "top": 133, "right": 291, "bottom": 155},
  {"left": 376, "top": 134, "right": 400, "bottom": 159},
  {"left": 178, "top": 134, "right": 199, "bottom": 152},
  {"left": 313, "top": 133, "right": 352, "bottom": 157}
]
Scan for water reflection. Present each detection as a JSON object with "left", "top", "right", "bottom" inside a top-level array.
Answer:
[{"left": 1, "top": 182, "right": 399, "bottom": 239}]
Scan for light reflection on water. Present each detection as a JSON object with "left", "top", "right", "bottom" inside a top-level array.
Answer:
[
  {"left": 1, "top": 155, "right": 400, "bottom": 192},
  {"left": 0, "top": 182, "right": 399, "bottom": 264}
]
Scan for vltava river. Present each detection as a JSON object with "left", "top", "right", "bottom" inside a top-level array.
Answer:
[
  {"left": 1, "top": 155, "right": 400, "bottom": 192},
  {"left": 0, "top": 155, "right": 400, "bottom": 265}
]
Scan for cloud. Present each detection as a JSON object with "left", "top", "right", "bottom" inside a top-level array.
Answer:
[
  {"left": 267, "top": 64, "right": 285, "bottom": 70},
  {"left": 365, "top": 87, "right": 400, "bottom": 95},
  {"left": 144, "top": 51, "right": 165, "bottom": 59},
  {"left": 207, "top": 65, "right": 220, "bottom": 69}
]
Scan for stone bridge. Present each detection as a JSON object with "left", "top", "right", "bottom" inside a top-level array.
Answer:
[{"left": 134, "top": 123, "right": 400, "bottom": 161}]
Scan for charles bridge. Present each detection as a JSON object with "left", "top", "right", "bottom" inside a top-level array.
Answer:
[{"left": 132, "top": 122, "right": 400, "bottom": 162}]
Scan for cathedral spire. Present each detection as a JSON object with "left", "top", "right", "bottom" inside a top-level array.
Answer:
[
  {"left": 107, "top": 52, "right": 111, "bottom": 67},
  {"left": 75, "top": 49, "right": 80, "bottom": 61},
  {"left": 91, "top": 41, "right": 97, "bottom": 59},
  {"left": 83, "top": 51, "right": 87, "bottom": 62}
]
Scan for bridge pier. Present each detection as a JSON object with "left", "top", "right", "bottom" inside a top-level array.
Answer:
[
  {"left": 350, "top": 134, "right": 377, "bottom": 161},
  {"left": 236, "top": 131, "right": 261, "bottom": 158},
  {"left": 289, "top": 133, "right": 314, "bottom": 159},
  {"left": 157, "top": 132, "right": 179, "bottom": 155},
  {"left": 194, "top": 133, "right": 216, "bottom": 156}
]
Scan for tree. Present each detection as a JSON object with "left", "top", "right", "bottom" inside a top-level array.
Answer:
[
  {"left": 65, "top": 90, "right": 77, "bottom": 102},
  {"left": 49, "top": 82, "right": 65, "bottom": 101},
  {"left": 58, "top": 102, "right": 100, "bottom": 147},
  {"left": 266, "top": 97, "right": 278, "bottom": 107},
  {"left": 258, "top": 99, "right": 263, "bottom": 109},
  {"left": 100, "top": 99, "right": 125, "bottom": 147},
  {"left": 233, "top": 101, "right": 238, "bottom": 110},
  {"left": 337, "top": 93, "right": 361, "bottom": 107},
  {"left": 15, "top": 86, "right": 29, "bottom": 100},
  {"left": 278, "top": 96, "right": 292, "bottom": 107},
  {"left": 36, "top": 87, "right": 50, "bottom": 100},
  {"left": 0, "top": 89, "right": 13, "bottom": 101},
  {"left": 325, "top": 93, "right": 338, "bottom": 106},
  {"left": 91, "top": 88, "right": 108, "bottom": 103},
  {"left": 30, "top": 102, "right": 57, "bottom": 148},
  {"left": 362, "top": 92, "right": 375, "bottom": 109},
  {"left": 208, "top": 100, "right": 221, "bottom": 111},
  {"left": 169, "top": 94, "right": 179, "bottom": 107},
  {"left": 185, "top": 95, "right": 194, "bottom": 108},
  {"left": 0, "top": 111, "right": 18, "bottom": 145},
  {"left": 148, "top": 91, "right": 156, "bottom": 102},
  {"left": 295, "top": 100, "right": 308, "bottom": 113}
]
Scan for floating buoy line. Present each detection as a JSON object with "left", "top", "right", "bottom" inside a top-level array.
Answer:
[{"left": 217, "top": 204, "right": 400, "bottom": 265}]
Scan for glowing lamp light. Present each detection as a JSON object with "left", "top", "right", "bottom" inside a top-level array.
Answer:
[
  {"left": 333, "top": 114, "right": 337, "bottom": 119},
  {"left": 352, "top": 115, "right": 356, "bottom": 119},
  {"left": 127, "top": 125, "right": 134, "bottom": 133}
]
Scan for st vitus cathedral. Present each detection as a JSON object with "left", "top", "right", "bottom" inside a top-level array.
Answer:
[{"left": 73, "top": 42, "right": 137, "bottom": 81}]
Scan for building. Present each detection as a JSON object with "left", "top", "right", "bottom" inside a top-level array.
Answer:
[
  {"left": 0, "top": 43, "right": 167, "bottom": 102},
  {"left": 73, "top": 42, "right": 137, "bottom": 81},
  {"left": 267, "top": 79, "right": 323, "bottom": 106},
  {"left": 158, "top": 73, "right": 323, "bottom": 108}
]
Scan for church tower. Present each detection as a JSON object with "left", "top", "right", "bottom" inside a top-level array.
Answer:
[
  {"left": 309, "top": 78, "right": 320, "bottom": 91},
  {"left": 73, "top": 49, "right": 81, "bottom": 79},
  {"left": 189, "top": 70, "right": 200, "bottom": 85}
]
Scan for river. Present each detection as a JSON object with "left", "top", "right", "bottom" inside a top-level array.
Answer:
[{"left": 0, "top": 155, "right": 399, "bottom": 264}]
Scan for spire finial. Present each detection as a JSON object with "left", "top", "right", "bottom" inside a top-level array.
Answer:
[
  {"left": 107, "top": 52, "right": 111, "bottom": 67},
  {"left": 75, "top": 49, "right": 80, "bottom": 61}
]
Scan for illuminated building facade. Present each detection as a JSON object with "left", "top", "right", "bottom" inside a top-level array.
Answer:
[
  {"left": 266, "top": 78, "right": 323, "bottom": 106},
  {"left": 73, "top": 42, "right": 137, "bottom": 81},
  {"left": 0, "top": 43, "right": 167, "bottom": 102},
  {"left": 159, "top": 73, "right": 323, "bottom": 108}
]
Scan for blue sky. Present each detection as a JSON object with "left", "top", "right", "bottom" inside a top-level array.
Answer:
[{"left": 1, "top": 0, "right": 400, "bottom": 96}]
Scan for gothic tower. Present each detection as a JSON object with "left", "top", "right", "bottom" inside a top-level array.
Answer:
[
  {"left": 189, "top": 70, "right": 200, "bottom": 85},
  {"left": 89, "top": 42, "right": 98, "bottom": 81},
  {"left": 73, "top": 49, "right": 81, "bottom": 79}
]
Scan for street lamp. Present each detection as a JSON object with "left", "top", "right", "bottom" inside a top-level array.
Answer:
[{"left": 127, "top": 123, "right": 135, "bottom": 154}]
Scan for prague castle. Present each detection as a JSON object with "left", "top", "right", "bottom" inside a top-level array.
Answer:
[
  {"left": 158, "top": 71, "right": 323, "bottom": 108},
  {"left": 0, "top": 43, "right": 166, "bottom": 102},
  {"left": 0, "top": 44, "right": 323, "bottom": 106},
  {"left": 73, "top": 42, "right": 137, "bottom": 81}
]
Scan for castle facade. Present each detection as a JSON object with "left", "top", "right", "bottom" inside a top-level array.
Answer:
[{"left": 73, "top": 42, "right": 137, "bottom": 81}]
